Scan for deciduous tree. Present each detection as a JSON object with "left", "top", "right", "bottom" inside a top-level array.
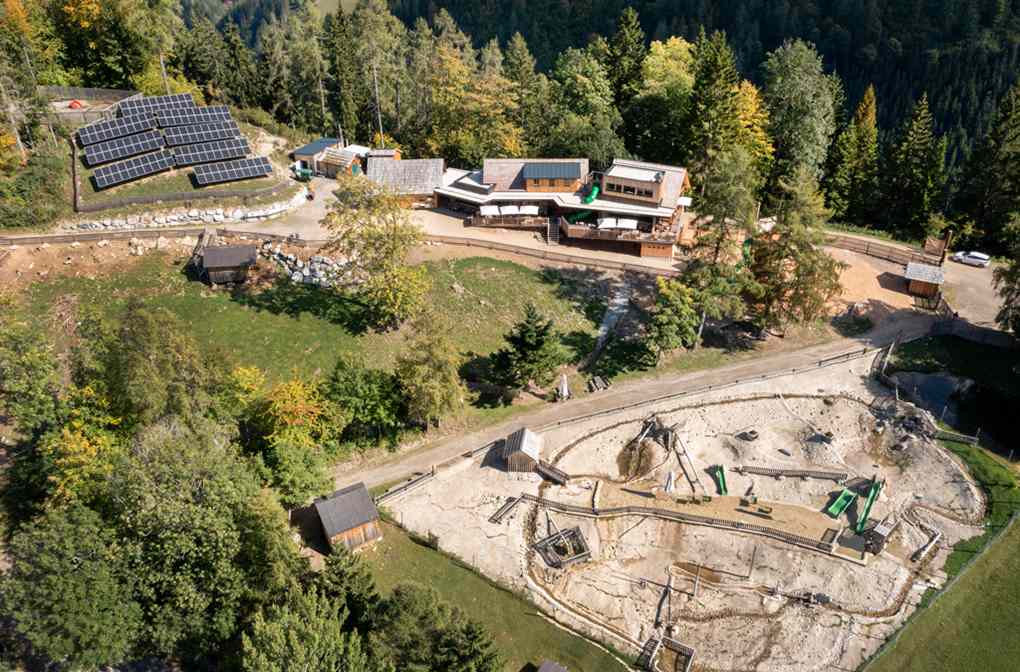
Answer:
[
  {"left": 0, "top": 310, "right": 61, "bottom": 434},
  {"left": 647, "top": 278, "right": 700, "bottom": 359},
  {"left": 395, "top": 312, "right": 465, "bottom": 427}
]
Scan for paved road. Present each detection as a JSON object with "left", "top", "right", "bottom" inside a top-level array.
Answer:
[
  {"left": 942, "top": 259, "right": 1000, "bottom": 327},
  {"left": 333, "top": 311, "right": 935, "bottom": 492}
]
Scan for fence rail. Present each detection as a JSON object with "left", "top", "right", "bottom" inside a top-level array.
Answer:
[
  {"left": 375, "top": 468, "right": 436, "bottom": 505},
  {"left": 824, "top": 234, "right": 940, "bottom": 266},
  {"left": 38, "top": 85, "right": 137, "bottom": 101}
]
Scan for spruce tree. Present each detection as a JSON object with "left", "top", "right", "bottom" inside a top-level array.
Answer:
[
  {"left": 647, "top": 278, "right": 700, "bottom": 359},
  {"left": 492, "top": 303, "right": 565, "bottom": 390},
  {"left": 222, "top": 22, "right": 258, "bottom": 107},
  {"left": 884, "top": 93, "right": 947, "bottom": 238},
  {"left": 323, "top": 12, "right": 363, "bottom": 142},
  {"left": 954, "top": 82, "right": 1020, "bottom": 248},
  {"left": 686, "top": 30, "right": 740, "bottom": 192},
  {"left": 824, "top": 84, "right": 879, "bottom": 224},
  {"left": 609, "top": 7, "right": 647, "bottom": 108}
]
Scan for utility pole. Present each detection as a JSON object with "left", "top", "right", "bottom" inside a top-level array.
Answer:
[
  {"left": 317, "top": 73, "right": 328, "bottom": 136},
  {"left": 371, "top": 61, "right": 384, "bottom": 146},
  {"left": 159, "top": 53, "right": 171, "bottom": 95}
]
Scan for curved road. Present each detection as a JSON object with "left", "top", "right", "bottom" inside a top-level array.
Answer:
[{"left": 332, "top": 311, "right": 935, "bottom": 492}]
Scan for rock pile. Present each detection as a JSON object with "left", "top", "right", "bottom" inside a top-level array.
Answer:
[
  {"left": 61, "top": 189, "right": 309, "bottom": 232},
  {"left": 257, "top": 241, "right": 352, "bottom": 288}
]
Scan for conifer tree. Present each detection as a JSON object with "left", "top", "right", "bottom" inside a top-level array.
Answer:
[
  {"left": 395, "top": 311, "right": 466, "bottom": 427},
  {"left": 492, "top": 303, "right": 565, "bottom": 390},
  {"left": 323, "top": 12, "right": 363, "bottom": 142},
  {"left": 884, "top": 93, "right": 947, "bottom": 238},
  {"left": 994, "top": 222, "right": 1020, "bottom": 334},
  {"left": 609, "top": 7, "right": 646, "bottom": 108},
  {"left": 825, "top": 84, "right": 879, "bottom": 223},
  {"left": 954, "top": 81, "right": 1020, "bottom": 247},
  {"left": 222, "top": 23, "right": 259, "bottom": 107},
  {"left": 647, "top": 278, "right": 700, "bottom": 360},
  {"left": 686, "top": 30, "right": 740, "bottom": 192}
]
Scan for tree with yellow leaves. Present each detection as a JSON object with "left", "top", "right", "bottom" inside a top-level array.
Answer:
[{"left": 735, "top": 80, "right": 775, "bottom": 186}]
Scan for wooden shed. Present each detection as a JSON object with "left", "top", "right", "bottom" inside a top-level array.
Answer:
[
  {"left": 503, "top": 427, "right": 543, "bottom": 472},
  {"left": 202, "top": 244, "right": 257, "bottom": 284},
  {"left": 314, "top": 482, "right": 382, "bottom": 552},
  {"left": 904, "top": 262, "right": 944, "bottom": 298}
]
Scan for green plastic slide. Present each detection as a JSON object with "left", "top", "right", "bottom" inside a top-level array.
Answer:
[
  {"left": 567, "top": 210, "right": 593, "bottom": 224},
  {"left": 855, "top": 479, "right": 883, "bottom": 533},
  {"left": 713, "top": 465, "right": 728, "bottom": 496},
  {"left": 583, "top": 185, "right": 600, "bottom": 204},
  {"left": 826, "top": 488, "right": 857, "bottom": 518}
]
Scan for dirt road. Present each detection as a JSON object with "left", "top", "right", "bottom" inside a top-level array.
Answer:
[{"left": 333, "top": 310, "right": 934, "bottom": 492}]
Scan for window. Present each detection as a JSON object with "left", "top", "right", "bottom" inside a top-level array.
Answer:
[
  {"left": 546, "top": 178, "right": 555, "bottom": 187},
  {"left": 606, "top": 182, "right": 621, "bottom": 193},
  {"left": 623, "top": 185, "right": 636, "bottom": 195},
  {"left": 638, "top": 188, "right": 653, "bottom": 198}
]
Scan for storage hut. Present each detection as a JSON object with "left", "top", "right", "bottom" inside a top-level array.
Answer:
[
  {"left": 314, "top": 482, "right": 382, "bottom": 552},
  {"left": 202, "top": 244, "right": 257, "bottom": 284},
  {"left": 903, "top": 262, "right": 944, "bottom": 298},
  {"left": 503, "top": 427, "right": 543, "bottom": 472}
]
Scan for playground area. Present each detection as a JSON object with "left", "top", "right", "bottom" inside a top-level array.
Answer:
[{"left": 381, "top": 354, "right": 985, "bottom": 671}]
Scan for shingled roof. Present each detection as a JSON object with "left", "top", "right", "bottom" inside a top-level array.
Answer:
[
  {"left": 202, "top": 244, "right": 257, "bottom": 269},
  {"left": 367, "top": 158, "right": 445, "bottom": 195},
  {"left": 314, "top": 483, "right": 380, "bottom": 540},
  {"left": 904, "top": 262, "right": 944, "bottom": 285}
]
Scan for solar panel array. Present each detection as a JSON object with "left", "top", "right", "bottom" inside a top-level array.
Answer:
[
  {"left": 83, "top": 96, "right": 272, "bottom": 190},
  {"left": 93, "top": 149, "right": 176, "bottom": 189},
  {"left": 77, "top": 114, "right": 156, "bottom": 146},
  {"left": 84, "top": 129, "right": 165, "bottom": 166},
  {"left": 118, "top": 93, "right": 196, "bottom": 116},
  {"left": 156, "top": 106, "right": 232, "bottom": 128},
  {"left": 173, "top": 138, "right": 249, "bottom": 166},
  {"left": 163, "top": 120, "right": 240, "bottom": 146},
  {"left": 193, "top": 157, "right": 273, "bottom": 185}
]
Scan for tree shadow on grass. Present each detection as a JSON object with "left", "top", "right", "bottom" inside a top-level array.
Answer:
[
  {"left": 230, "top": 278, "right": 372, "bottom": 335},
  {"left": 586, "top": 335, "right": 655, "bottom": 379},
  {"left": 561, "top": 329, "right": 597, "bottom": 365},
  {"left": 460, "top": 352, "right": 513, "bottom": 408},
  {"left": 539, "top": 267, "right": 614, "bottom": 326}
]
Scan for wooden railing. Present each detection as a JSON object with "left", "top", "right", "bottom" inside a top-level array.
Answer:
[{"left": 559, "top": 217, "right": 676, "bottom": 245}]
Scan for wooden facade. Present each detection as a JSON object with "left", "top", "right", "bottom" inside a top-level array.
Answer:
[
  {"left": 907, "top": 279, "right": 940, "bottom": 298},
  {"left": 525, "top": 176, "right": 582, "bottom": 193},
  {"left": 314, "top": 482, "right": 383, "bottom": 553},
  {"left": 202, "top": 244, "right": 257, "bottom": 284},
  {"left": 503, "top": 427, "right": 542, "bottom": 472},
  {"left": 327, "top": 519, "right": 382, "bottom": 552}
]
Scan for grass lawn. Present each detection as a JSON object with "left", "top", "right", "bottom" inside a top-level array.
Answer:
[
  {"left": 79, "top": 167, "right": 284, "bottom": 207},
  {"left": 867, "top": 439, "right": 1020, "bottom": 672},
  {"left": 361, "top": 521, "right": 629, "bottom": 672}
]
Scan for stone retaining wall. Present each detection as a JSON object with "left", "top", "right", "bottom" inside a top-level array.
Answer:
[{"left": 60, "top": 188, "right": 309, "bottom": 232}]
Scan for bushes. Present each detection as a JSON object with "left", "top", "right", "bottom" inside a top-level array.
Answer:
[{"left": 0, "top": 150, "right": 69, "bottom": 230}]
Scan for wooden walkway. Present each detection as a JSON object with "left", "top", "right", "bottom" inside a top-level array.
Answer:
[{"left": 735, "top": 465, "right": 849, "bottom": 483}]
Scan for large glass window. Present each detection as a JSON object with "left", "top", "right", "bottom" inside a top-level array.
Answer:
[{"left": 623, "top": 185, "right": 636, "bottom": 195}]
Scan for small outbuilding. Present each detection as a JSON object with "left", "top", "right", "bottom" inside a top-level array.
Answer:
[
  {"left": 314, "top": 482, "right": 382, "bottom": 552},
  {"left": 904, "top": 262, "right": 945, "bottom": 298},
  {"left": 202, "top": 244, "right": 257, "bottom": 284},
  {"left": 503, "top": 427, "right": 543, "bottom": 472}
]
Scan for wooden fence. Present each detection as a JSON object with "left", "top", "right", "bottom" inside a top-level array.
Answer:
[
  {"left": 824, "top": 234, "right": 940, "bottom": 266},
  {"left": 931, "top": 317, "right": 1017, "bottom": 349}
]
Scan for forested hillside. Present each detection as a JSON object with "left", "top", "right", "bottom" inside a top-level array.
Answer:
[{"left": 391, "top": 0, "right": 1020, "bottom": 171}]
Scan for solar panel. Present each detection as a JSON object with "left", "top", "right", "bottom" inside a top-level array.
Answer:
[
  {"left": 118, "top": 93, "right": 196, "bottom": 116},
  {"left": 93, "top": 149, "right": 175, "bottom": 189},
  {"left": 173, "top": 138, "right": 249, "bottom": 166},
  {"left": 163, "top": 121, "right": 240, "bottom": 146},
  {"left": 193, "top": 156, "right": 273, "bottom": 185},
  {"left": 77, "top": 114, "right": 156, "bottom": 146},
  {"left": 84, "top": 130, "right": 166, "bottom": 166},
  {"left": 156, "top": 106, "right": 232, "bottom": 128}
]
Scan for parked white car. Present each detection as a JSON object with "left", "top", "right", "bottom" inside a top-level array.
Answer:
[{"left": 951, "top": 251, "right": 991, "bottom": 268}]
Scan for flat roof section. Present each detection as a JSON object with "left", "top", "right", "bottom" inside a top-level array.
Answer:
[
  {"left": 522, "top": 162, "right": 582, "bottom": 180},
  {"left": 605, "top": 164, "right": 663, "bottom": 182}
]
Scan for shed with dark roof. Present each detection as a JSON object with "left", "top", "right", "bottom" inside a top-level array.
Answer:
[
  {"left": 904, "top": 262, "right": 944, "bottom": 298},
  {"left": 201, "top": 244, "right": 257, "bottom": 284},
  {"left": 314, "top": 482, "right": 382, "bottom": 552}
]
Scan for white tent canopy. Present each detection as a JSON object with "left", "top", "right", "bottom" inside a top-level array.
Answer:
[
  {"left": 520, "top": 205, "right": 540, "bottom": 216},
  {"left": 597, "top": 217, "right": 617, "bottom": 229},
  {"left": 616, "top": 218, "right": 639, "bottom": 230},
  {"left": 499, "top": 205, "right": 521, "bottom": 216},
  {"left": 479, "top": 205, "right": 500, "bottom": 217}
]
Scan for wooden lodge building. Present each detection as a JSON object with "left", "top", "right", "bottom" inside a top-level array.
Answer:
[
  {"left": 434, "top": 157, "right": 693, "bottom": 259},
  {"left": 314, "top": 482, "right": 382, "bottom": 552},
  {"left": 292, "top": 138, "right": 371, "bottom": 178}
]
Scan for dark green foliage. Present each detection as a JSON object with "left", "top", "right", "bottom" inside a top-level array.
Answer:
[
  {"left": 994, "top": 223, "right": 1020, "bottom": 333},
  {"left": 2, "top": 505, "right": 143, "bottom": 668},
  {"left": 608, "top": 7, "right": 647, "bottom": 108},
  {"left": 325, "top": 356, "right": 407, "bottom": 444},
  {"left": 370, "top": 582, "right": 502, "bottom": 672},
  {"left": 0, "top": 314, "right": 61, "bottom": 435},
  {"left": 492, "top": 302, "right": 566, "bottom": 390},
  {"left": 954, "top": 81, "right": 1020, "bottom": 249},
  {"left": 323, "top": 12, "right": 364, "bottom": 143},
  {"left": 313, "top": 546, "right": 383, "bottom": 633},
  {"left": 686, "top": 30, "right": 740, "bottom": 186},
  {"left": 0, "top": 150, "right": 68, "bottom": 230},
  {"left": 824, "top": 85, "right": 880, "bottom": 224},
  {"left": 883, "top": 94, "right": 948, "bottom": 239}
]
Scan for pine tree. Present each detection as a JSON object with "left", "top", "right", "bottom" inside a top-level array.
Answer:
[
  {"left": 609, "top": 7, "right": 646, "bottom": 108},
  {"left": 824, "top": 84, "right": 879, "bottom": 223},
  {"left": 395, "top": 312, "right": 466, "bottom": 427},
  {"left": 686, "top": 30, "right": 741, "bottom": 192},
  {"left": 323, "top": 12, "right": 363, "bottom": 142},
  {"left": 222, "top": 22, "right": 258, "bottom": 107},
  {"left": 884, "top": 93, "right": 947, "bottom": 238},
  {"left": 492, "top": 303, "right": 565, "bottom": 390},
  {"left": 754, "top": 168, "right": 845, "bottom": 328},
  {"left": 954, "top": 81, "right": 1020, "bottom": 249},
  {"left": 313, "top": 547, "right": 381, "bottom": 633}
]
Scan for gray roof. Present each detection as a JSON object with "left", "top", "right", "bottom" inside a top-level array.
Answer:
[
  {"left": 315, "top": 482, "right": 379, "bottom": 539},
  {"left": 606, "top": 158, "right": 689, "bottom": 206},
  {"left": 522, "top": 162, "right": 581, "bottom": 180},
  {"left": 482, "top": 159, "right": 589, "bottom": 191},
  {"left": 367, "top": 158, "right": 445, "bottom": 195},
  {"left": 369, "top": 148, "right": 399, "bottom": 157},
  {"left": 538, "top": 662, "right": 568, "bottom": 672},
  {"left": 503, "top": 427, "right": 542, "bottom": 461},
  {"left": 904, "top": 262, "right": 944, "bottom": 285},
  {"left": 202, "top": 244, "right": 257, "bottom": 269},
  {"left": 294, "top": 137, "right": 339, "bottom": 157}
]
